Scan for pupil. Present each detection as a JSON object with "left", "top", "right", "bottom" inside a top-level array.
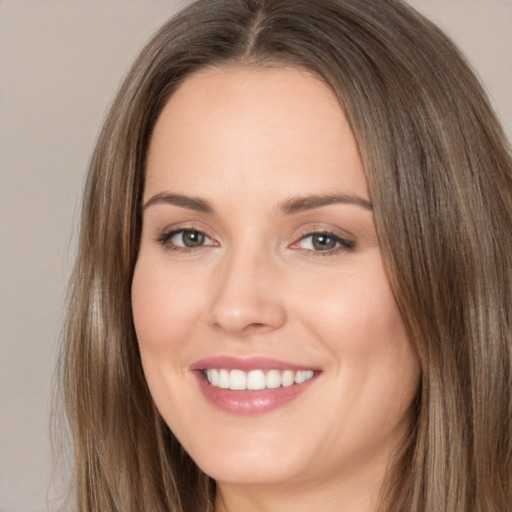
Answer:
[
  {"left": 183, "top": 230, "right": 204, "bottom": 247},
  {"left": 312, "top": 233, "right": 335, "bottom": 251}
]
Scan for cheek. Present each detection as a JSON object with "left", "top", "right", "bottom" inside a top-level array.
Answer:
[
  {"left": 131, "top": 258, "right": 201, "bottom": 416},
  {"left": 131, "top": 258, "right": 203, "bottom": 353},
  {"left": 292, "top": 263, "right": 408, "bottom": 353},
  {"left": 340, "top": 282, "right": 419, "bottom": 428},
  {"left": 291, "top": 263, "right": 419, "bottom": 417}
]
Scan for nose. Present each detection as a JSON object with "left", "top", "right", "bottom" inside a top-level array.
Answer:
[{"left": 207, "top": 245, "right": 287, "bottom": 337}]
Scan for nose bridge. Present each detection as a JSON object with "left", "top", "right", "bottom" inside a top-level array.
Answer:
[{"left": 208, "top": 238, "right": 286, "bottom": 335}]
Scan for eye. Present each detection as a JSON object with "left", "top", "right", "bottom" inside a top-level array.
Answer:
[
  {"left": 294, "top": 231, "right": 355, "bottom": 253},
  {"left": 158, "top": 229, "right": 216, "bottom": 249}
]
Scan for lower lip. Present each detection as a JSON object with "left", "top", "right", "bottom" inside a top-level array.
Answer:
[{"left": 194, "top": 372, "right": 317, "bottom": 415}]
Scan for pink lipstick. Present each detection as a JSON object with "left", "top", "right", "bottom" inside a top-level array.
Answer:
[{"left": 190, "top": 357, "right": 319, "bottom": 415}]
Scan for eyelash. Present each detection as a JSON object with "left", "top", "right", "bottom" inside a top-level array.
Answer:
[
  {"left": 156, "top": 228, "right": 355, "bottom": 255},
  {"left": 293, "top": 231, "right": 355, "bottom": 256},
  {"left": 156, "top": 228, "right": 216, "bottom": 253}
]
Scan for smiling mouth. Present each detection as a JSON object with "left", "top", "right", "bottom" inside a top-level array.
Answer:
[
  {"left": 203, "top": 368, "right": 315, "bottom": 391},
  {"left": 193, "top": 359, "right": 319, "bottom": 414}
]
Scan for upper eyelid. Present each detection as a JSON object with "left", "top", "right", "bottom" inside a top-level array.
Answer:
[
  {"left": 159, "top": 227, "right": 216, "bottom": 244},
  {"left": 298, "top": 231, "right": 347, "bottom": 241},
  {"left": 293, "top": 225, "right": 355, "bottom": 242},
  {"left": 292, "top": 231, "right": 355, "bottom": 248},
  {"left": 157, "top": 222, "right": 215, "bottom": 238}
]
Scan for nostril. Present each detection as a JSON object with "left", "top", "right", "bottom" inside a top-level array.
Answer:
[
  {"left": 211, "top": 321, "right": 269, "bottom": 336},
  {"left": 241, "top": 322, "right": 268, "bottom": 334}
]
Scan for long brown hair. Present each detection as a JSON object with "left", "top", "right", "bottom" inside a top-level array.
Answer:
[{"left": 60, "top": 0, "right": 512, "bottom": 510}]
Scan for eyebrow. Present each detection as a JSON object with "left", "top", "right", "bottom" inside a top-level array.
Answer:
[
  {"left": 276, "top": 193, "right": 373, "bottom": 214},
  {"left": 143, "top": 192, "right": 373, "bottom": 214},
  {"left": 144, "top": 192, "right": 214, "bottom": 213}
]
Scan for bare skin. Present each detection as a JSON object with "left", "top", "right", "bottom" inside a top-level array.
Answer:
[{"left": 132, "top": 66, "right": 420, "bottom": 512}]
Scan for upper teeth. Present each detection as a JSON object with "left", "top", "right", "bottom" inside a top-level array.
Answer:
[{"left": 204, "top": 369, "right": 314, "bottom": 391}]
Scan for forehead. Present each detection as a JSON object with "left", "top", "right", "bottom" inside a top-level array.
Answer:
[{"left": 144, "top": 66, "right": 368, "bottom": 203}]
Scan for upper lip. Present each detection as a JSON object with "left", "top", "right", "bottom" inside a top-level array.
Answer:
[{"left": 190, "top": 356, "right": 318, "bottom": 372}]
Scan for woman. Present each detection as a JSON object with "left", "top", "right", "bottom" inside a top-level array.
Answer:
[{"left": 61, "top": 0, "right": 512, "bottom": 511}]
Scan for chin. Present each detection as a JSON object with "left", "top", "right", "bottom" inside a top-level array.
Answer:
[{"left": 188, "top": 439, "right": 306, "bottom": 485}]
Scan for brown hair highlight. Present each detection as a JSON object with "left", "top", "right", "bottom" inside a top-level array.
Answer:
[{"left": 59, "top": 1, "right": 512, "bottom": 510}]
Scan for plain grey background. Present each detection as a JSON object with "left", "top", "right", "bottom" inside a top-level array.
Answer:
[{"left": 1, "top": 1, "right": 511, "bottom": 511}]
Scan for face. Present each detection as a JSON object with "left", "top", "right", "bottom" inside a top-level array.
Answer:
[{"left": 132, "top": 67, "right": 419, "bottom": 495}]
